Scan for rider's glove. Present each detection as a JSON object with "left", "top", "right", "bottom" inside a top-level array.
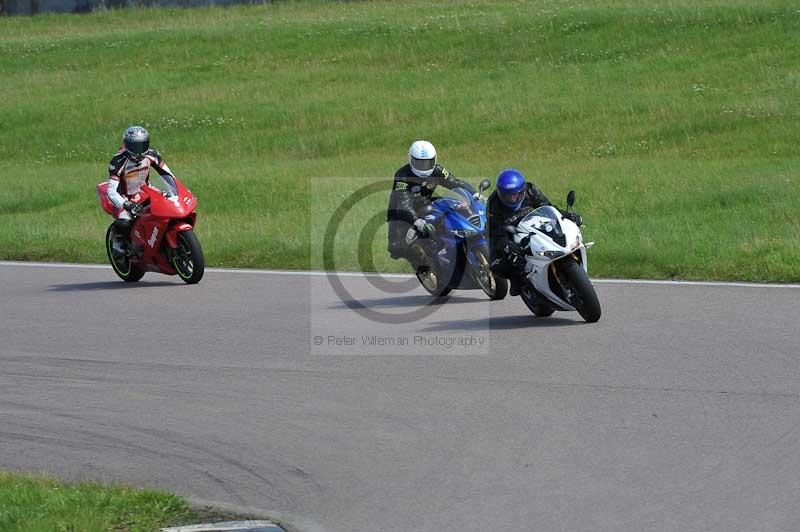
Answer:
[
  {"left": 473, "top": 192, "right": 487, "bottom": 203},
  {"left": 563, "top": 211, "right": 583, "bottom": 226},
  {"left": 504, "top": 242, "right": 525, "bottom": 268},
  {"left": 123, "top": 201, "right": 142, "bottom": 216},
  {"left": 508, "top": 254, "right": 524, "bottom": 268},
  {"left": 413, "top": 218, "right": 436, "bottom": 238}
]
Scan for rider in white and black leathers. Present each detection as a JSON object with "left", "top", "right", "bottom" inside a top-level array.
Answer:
[
  {"left": 107, "top": 126, "right": 177, "bottom": 214},
  {"left": 387, "top": 140, "right": 478, "bottom": 259},
  {"left": 106, "top": 126, "right": 178, "bottom": 250}
]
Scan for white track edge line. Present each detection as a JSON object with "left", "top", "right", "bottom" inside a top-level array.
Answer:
[{"left": 0, "top": 261, "right": 797, "bottom": 288}]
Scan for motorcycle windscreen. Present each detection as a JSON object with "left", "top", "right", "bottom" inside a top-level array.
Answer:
[
  {"left": 521, "top": 206, "right": 566, "bottom": 245},
  {"left": 441, "top": 188, "right": 479, "bottom": 215}
]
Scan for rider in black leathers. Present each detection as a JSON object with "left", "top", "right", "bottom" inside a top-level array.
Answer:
[
  {"left": 387, "top": 140, "right": 477, "bottom": 260},
  {"left": 487, "top": 168, "right": 582, "bottom": 296}
]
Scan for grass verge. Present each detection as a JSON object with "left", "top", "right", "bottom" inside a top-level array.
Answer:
[
  {"left": 0, "top": 0, "right": 798, "bottom": 281},
  {"left": 0, "top": 471, "right": 264, "bottom": 532}
]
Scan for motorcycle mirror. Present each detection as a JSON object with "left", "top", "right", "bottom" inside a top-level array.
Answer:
[
  {"left": 566, "top": 190, "right": 576, "bottom": 209},
  {"left": 479, "top": 179, "right": 491, "bottom": 192}
]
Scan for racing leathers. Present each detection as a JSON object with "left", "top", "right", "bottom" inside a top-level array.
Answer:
[
  {"left": 107, "top": 146, "right": 177, "bottom": 219},
  {"left": 387, "top": 164, "right": 477, "bottom": 259},
  {"left": 487, "top": 182, "right": 552, "bottom": 284},
  {"left": 106, "top": 147, "right": 177, "bottom": 256}
]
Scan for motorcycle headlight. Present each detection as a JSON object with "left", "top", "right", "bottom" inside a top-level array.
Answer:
[{"left": 536, "top": 250, "right": 565, "bottom": 259}]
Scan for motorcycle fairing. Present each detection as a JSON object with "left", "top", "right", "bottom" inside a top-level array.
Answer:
[
  {"left": 427, "top": 188, "right": 490, "bottom": 290},
  {"left": 96, "top": 177, "right": 198, "bottom": 277},
  {"left": 516, "top": 212, "right": 590, "bottom": 310}
]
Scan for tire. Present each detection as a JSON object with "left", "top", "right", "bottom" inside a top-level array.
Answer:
[
  {"left": 106, "top": 224, "right": 144, "bottom": 283},
  {"left": 490, "top": 276, "right": 508, "bottom": 301},
  {"left": 520, "top": 284, "right": 555, "bottom": 317},
  {"left": 172, "top": 230, "right": 205, "bottom": 284},
  {"left": 411, "top": 243, "right": 451, "bottom": 297},
  {"left": 560, "top": 260, "right": 601, "bottom": 323},
  {"left": 470, "top": 249, "right": 507, "bottom": 300}
]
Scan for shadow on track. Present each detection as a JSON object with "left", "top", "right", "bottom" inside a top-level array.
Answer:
[
  {"left": 48, "top": 281, "right": 179, "bottom": 292},
  {"left": 423, "top": 314, "right": 580, "bottom": 331},
  {"left": 331, "top": 294, "right": 486, "bottom": 310}
]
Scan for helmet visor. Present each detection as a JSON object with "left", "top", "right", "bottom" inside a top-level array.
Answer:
[
  {"left": 410, "top": 156, "right": 435, "bottom": 173},
  {"left": 125, "top": 139, "right": 149, "bottom": 156},
  {"left": 499, "top": 190, "right": 522, "bottom": 207}
]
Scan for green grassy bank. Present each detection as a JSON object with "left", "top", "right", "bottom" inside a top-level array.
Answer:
[
  {"left": 0, "top": 0, "right": 798, "bottom": 281},
  {"left": 0, "top": 471, "right": 261, "bottom": 532}
]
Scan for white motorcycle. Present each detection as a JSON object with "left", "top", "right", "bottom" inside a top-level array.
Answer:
[{"left": 505, "top": 191, "right": 601, "bottom": 322}]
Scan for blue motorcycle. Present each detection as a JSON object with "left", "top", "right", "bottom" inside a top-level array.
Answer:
[{"left": 409, "top": 179, "right": 508, "bottom": 300}]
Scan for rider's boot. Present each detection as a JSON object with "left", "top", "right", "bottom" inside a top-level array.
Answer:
[
  {"left": 409, "top": 245, "right": 429, "bottom": 272},
  {"left": 509, "top": 274, "right": 525, "bottom": 297},
  {"left": 110, "top": 238, "right": 127, "bottom": 257},
  {"left": 389, "top": 237, "right": 409, "bottom": 261},
  {"left": 111, "top": 219, "right": 136, "bottom": 258}
]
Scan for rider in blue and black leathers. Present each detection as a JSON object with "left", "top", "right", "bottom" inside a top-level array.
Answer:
[{"left": 487, "top": 168, "right": 582, "bottom": 296}]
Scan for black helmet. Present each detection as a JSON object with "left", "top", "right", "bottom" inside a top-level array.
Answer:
[{"left": 123, "top": 126, "right": 149, "bottom": 159}]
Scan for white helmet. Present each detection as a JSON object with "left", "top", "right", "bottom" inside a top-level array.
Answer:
[{"left": 408, "top": 140, "right": 437, "bottom": 178}]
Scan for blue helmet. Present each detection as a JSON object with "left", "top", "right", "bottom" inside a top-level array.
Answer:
[{"left": 496, "top": 168, "right": 526, "bottom": 210}]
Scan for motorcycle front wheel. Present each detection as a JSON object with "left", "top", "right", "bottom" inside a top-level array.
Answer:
[
  {"left": 560, "top": 260, "right": 601, "bottom": 323},
  {"left": 106, "top": 224, "right": 144, "bottom": 283},
  {"left": 172, "top": 230, "right": 205, "bottom": 285}
]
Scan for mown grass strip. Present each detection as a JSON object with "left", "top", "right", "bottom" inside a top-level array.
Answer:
[{"left": 0, "top": 0, "right": 797, "bottom": 281}]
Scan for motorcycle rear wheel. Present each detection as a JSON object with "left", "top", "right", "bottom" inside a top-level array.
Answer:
[
  {"left": 520, "top": 284, "right": 555, "bottom": 317},
  {"left": 411, "top": 243, "right": 451, "bottom": 297},
  {"left": 471, "top": 249, "right": 507, "bottom": 300},
  {"left": 106, "top": 224, "right": 144, "bottom": 283}
]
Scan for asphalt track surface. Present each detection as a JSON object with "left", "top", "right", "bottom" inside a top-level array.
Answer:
[{"left": 2, "top": 262, "right": 800, "bottom": 532}]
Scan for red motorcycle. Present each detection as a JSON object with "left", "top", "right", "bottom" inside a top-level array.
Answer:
[{"left": 96, "top": 177, "right": 204, "bottom": 284}]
